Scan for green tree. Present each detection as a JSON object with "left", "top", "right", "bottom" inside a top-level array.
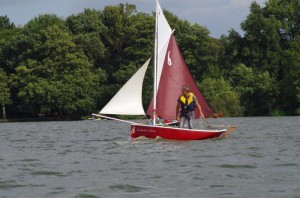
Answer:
[
  {"left": 265, "top": 0, "right": 300, "bottom": 43},
  {"left": 297, "top": 86, "right": 300, "bottom": 115},
  {"left": 219, "top": 29, "right": 243, "bottom": 71},
  {"left": 0, "top": 15, "right": 15, "bottom": 31},
  {"left": 281, "top": 36, "right": 300, "bottom": 114},
  {"left": 0, "top": 69, "right": 11, "bottom": 119},
  {"left": 229, "top": 64, "right": 277, "bottom": 116},
  {"left": 110, "top": 12, "right": 153, "bottom": 84},
  {"left": 122, "top": 12, "right": 153, "bottom": 66},
  {"left": 223, "top": 0, "right": 300, "bottom": 115},
  {"left": 8, "top": 15, "right": 106, "bottom": 118},
  {"left": 66, "top": 9, "right": 106, "bottom": 67},
  {"left": 199, "top": 78, "right": 243, "bottom": 117},
  {"left": 66, "top": 9, "right": 104, "bottom": 34},
  {"left": 241, "top": 2, "right": 282, "bottom": 75},
  {"left": 0, "top": 16, "right": 20, "bottom": 73},
  {"left": 100, "top": 3, "right": 137, "bottom": 72}
]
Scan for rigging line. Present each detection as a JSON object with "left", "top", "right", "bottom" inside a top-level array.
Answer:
[
  {"left": 92, "top": 114, "right": 136, "bottom": 124},
  {"left": 199, "top": 118, "right": 203, "bottom": 129},
  {"left": 212, "top": 113, "right": 230, "bottom": 126}
]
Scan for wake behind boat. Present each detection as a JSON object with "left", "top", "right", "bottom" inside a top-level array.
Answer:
[{"left": 93, "top": 0, "right": 236, "bottom": 140}]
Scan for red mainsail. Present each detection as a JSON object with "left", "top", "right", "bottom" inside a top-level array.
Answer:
[{"left": 147, "top": 35, "right": 213, "bottom": 119}]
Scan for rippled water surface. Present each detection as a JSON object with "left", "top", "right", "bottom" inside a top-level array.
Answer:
[{"left": 0, "top": 117, "right": 299, "bottom": 198}]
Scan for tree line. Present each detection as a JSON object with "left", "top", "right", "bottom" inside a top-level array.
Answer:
[{"left": 0, "top": 0, "right": 299, "bottom": 119}]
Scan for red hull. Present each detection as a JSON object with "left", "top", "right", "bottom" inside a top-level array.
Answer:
[{"left": 130, "top": 124, "right": 226, "bottom": 140}]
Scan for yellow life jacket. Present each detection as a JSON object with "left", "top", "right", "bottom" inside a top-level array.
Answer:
[{"left": 179, "top": 93, "right": 196, "bottom": 112}]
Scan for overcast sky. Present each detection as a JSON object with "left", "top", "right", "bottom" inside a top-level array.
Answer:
[{"left": 0, "top": 0, "right": 266, "bottom": 38}]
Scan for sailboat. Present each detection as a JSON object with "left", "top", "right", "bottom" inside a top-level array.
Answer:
[{"left": 92, "top": 0, "right": 236, "bottom": 140}]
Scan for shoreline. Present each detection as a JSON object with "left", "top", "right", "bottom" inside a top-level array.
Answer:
[{"left": 0, "top": 117, "right": 79, "bottom": 123}]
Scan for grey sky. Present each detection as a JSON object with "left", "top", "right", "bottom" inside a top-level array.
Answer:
[{"left": 0, "top": 0, "right": 266, "bottom": 37}]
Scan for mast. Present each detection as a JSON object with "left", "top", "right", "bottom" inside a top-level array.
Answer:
[{"left": 153, "top": 0, "right": 159, "bottom": 125}]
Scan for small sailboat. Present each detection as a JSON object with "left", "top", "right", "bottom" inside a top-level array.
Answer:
[{"left": 93, "top": 0, "right": 236, "bottom": 140}]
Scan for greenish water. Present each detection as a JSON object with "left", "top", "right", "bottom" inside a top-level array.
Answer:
[{"left": 0, "top": 117, "right": 299, "bottom": 198}]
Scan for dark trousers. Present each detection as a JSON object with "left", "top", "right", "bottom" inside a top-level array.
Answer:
[{"left": 179, "top": 111, "right": 195, "bottom": 129}]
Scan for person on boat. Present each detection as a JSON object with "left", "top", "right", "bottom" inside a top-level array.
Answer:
[
  {"left": 176, "top": 85, "right": 204, "bottom": 129},
  {"left": 147, "top": 113, "right": 161, "bottom": 125}
]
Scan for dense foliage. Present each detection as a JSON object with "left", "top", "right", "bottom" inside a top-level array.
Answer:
[{"left": 0, "top": 1, "right": 299, "bottom": 119}]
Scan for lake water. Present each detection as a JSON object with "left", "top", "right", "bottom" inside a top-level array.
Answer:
[{"left": 0, "top": 117, "right": 299, "bottom": 198}]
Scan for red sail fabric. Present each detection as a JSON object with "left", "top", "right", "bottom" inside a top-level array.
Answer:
[{"left": 147, "top": 35, "right": 213, "bottom": 119}]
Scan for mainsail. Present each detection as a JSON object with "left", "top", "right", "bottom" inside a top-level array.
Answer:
[
  {"left": 147, "top": 2, "right": 213, "bottom": 120},
  {"left": 147, "top": 35, "right": 213, "bottom": 119},
  {"left": 100, "top": 58, "right": 151, "bottom": 115}
]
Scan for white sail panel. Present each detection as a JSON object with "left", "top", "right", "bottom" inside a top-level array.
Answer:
[
  {"left": 156, "top": 0, "right": 172, "bottom": 90},
  {"left": 100, "top": 58, "right": 151, "bottom": 115}
]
